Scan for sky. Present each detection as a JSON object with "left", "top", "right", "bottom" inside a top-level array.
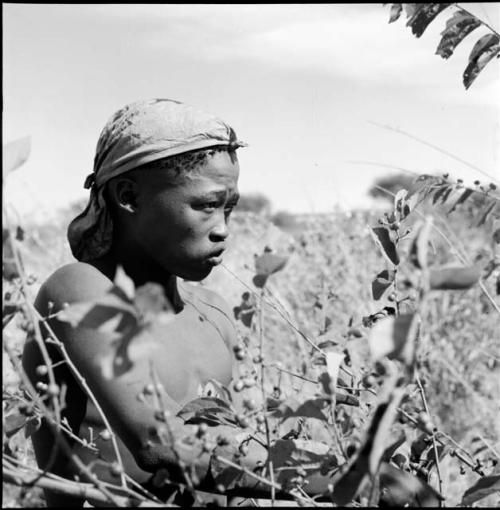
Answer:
[{"left": 3, "top": 3, "right": 500, "bottom": 221}]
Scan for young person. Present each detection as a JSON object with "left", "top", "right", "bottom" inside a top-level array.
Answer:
[{"left": 22, "top": 99, "right": 332, "bottom": 507}]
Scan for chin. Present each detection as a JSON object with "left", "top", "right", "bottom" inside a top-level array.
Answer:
[{"left": 177, "top": 266, "right": 212, "bottom": 282}]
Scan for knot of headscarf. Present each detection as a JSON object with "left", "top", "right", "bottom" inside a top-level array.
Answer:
[{"left": 67, "top": 98, "right": 246, "bottom": 262}]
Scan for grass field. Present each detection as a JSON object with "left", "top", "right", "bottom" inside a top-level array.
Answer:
[{"left": 3, "top": 199, "right": 499, "bottom": 507}]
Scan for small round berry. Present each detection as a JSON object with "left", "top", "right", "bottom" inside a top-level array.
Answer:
[
  {"left": 143, "top": 383, "right": 155, "bottom": 396},
  {"left": 256, "top": 413, "right": 266, "bottom": 424},
  {"left": 110, "top": 462, "right": 123, "bottom": 478},
  {"left": 99, "top": 429, "right": 112, "bottom": 441},
  {"left": 252, "top": 354, "right": 263, "bottom": 364},
  {"left": 237, "top": 415, "right": 250, "bottom": 428},
  {"left": 243, "top": 398, "right": 256, "bottom": 411},
  {"left": 36, "top": 382, "right": 48, "bottom": 392},
  {"left": 243, "top": 377, "right": 255, "bottom": 388},
  {"left": 235, "top": 351, "right": 246, "bottom": 361},
  {"left": 35, "top": 365, "right": 49, "bottom": 377},
  {"left": 233, "top": 380, "right": 244, "bottom": 392},
  {"left": 47, "top": 384, "right": 60, "bottom": 397}
]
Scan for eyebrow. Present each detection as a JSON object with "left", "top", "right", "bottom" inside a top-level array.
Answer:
[{"left": 196, "top": 190, "right": 240, "bottom": 202}]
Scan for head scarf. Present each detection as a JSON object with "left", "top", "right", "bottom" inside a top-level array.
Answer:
[{"left": 67, "top": 98, "right": 246, "bottom": 262}]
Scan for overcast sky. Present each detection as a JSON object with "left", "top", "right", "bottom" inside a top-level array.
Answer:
[{"left": 3, "top": 3, "right": 500, "bottom": 219}]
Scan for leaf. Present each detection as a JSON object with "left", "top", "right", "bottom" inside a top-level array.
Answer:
[
  {"left": 2, "top": 228, "right": 22, "bottom": 281},
  {"left": 252, "top": 274, "right": 268, "bottom": 288},
  {"left": 177, "top": 397, "right": 238, "bottom": 427},
  {"left": 370, "top": 227, "right": 400, "bottom": 266},
  {"left": 406, "top": 3, "right": 452, "bottom": 38},
  {"left": 135, "top": 283, "right": 175, "bottom": 325},
  {"left": 2, "top": 136, "right": 31, "bottom": 179},
  {"left": 388, "top": 4, "right": 403, "bottom": 24},
  {"left": 409, "top": 216, "right": 433, "bottom": 269},
  {"left": 463, "top": 34, "right": 500, "bottom": 90},
  {"left": 477, "top": 201, "right": 497, "bottom": 227},
  {"left": 448, "top": 188, "right": 474, "bottom": 214},
  {"left": 428, "top": 265, "right": 481, "bottom": 290},
  {"left": 329, "top": 375, "right": 405, "bottom": 504},
  {"left": 372, "top": 269, "right": 396, "bottom": 300},
  {"left": 382, "top": 431, "right": 407, "bottom": 462},
  {"left": 254, "top": 252, "right": 288, "bottom": 276},
  {"left": 270, "top": 397, "right": 329, "bottom": 422},
  {"left": 403, "top": 4, "right": 424, "bottom": 20},
  {"left": 4, "top": 412, "right": 28, "bottom": 437},
  {"left": 368, "top": 313, "right": 419, "bottom": 367},
  {"left": 461, "top": 475, "right": 500, "bottom": 506},
  {"left": 436, "top": 10, "right": 481, "bottom": 59},
  {"left": 114, "top": 265, "right": 135, "bottom": 301},
  {"left": 379, "top": 462, "right": 443, "bottom": 506},
  {"left": 493, "top": 228, "right": 500, "bottom": 244},
  {"left": 325, "top": 351, "right": 344, "bottom": 394}
]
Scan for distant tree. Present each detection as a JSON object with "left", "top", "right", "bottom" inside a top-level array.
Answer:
[
  {"left": 368, "top": 173, "right": 417, "bottom": 202},
  {"left": 236, "top": 192, "right": 272, "bottom": 215}
]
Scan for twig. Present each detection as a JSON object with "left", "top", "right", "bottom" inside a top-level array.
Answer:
[
  {"left": 415, "top": 371, "right": 444, "bottom": 506},
  {"left": 367, "top": 121, "right": 500, "bottom": 186}
]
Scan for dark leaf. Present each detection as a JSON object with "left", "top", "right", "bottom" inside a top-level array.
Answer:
[
  {"left": 403, "top": 4, "right": 424, "bottom": 20},
  {"left": 463, "top": 34, "right": 500, "bottom": 90},
  {"left": 4, "top": 412, "right": 28, "bottom": 437},
  {"left": 24, "top": 416, "right": 42, "bottom": 438},
  {"left": 409, "top": 217, "right": 433, "bottom": 269},
  {"left": 255, "top": 252, "right": 288, "bottom": 276},
  {"left": 370, "top": 227, "right": 400, "bottom": 266},
  {"left": 406, "top": 3, "right": 451, "bottom": 38},
  {"left": 448, "top": 188, "right": 474, "bottom": 214},
  {"left": 432, "top": 185, "right": 448, "bottom": 205},
  {"left": 388, "top": 4, "right": 403, "bottom": 23},
  {"left": 270, "top": 397, "right": 329, "bottom": 422},
  {"left": 252, "top": 273, "right": 268, "bottom": 288},
  {"left": 329, "top": 376, "right": 405, "bottom": 504},
  {"left": 461, "top": 474, "right": 500, "bottom": 506},
  {"left": 372, "top": 269, "right": 396, "bottom": 300},
  {"left": 3, "top": 136, "right": 31, "bottom": 179},
  {"left": 429, "top": 265, "right": 481, "bottom": 290},
  {"left": 436, "top": 9, "right": 481, "bottom": 59},
  {"left": 382, "top": 431, "right": 407, "bottom": 462},
  {"left": 477, "top": 201, "right": 497, "bottom": 227},
  {"left": 177, "top": 397, "right": 238, "bottom": 427},
  {"left": 379, "top": 462, "right": 443, "bottom": 506},
  {"left": 493, "top": 228, "right": 500, "bottom": 244}
]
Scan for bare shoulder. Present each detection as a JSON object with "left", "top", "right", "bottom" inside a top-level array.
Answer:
[
  {"left": 180, "top": 282, "right": 237, "bottom": 347},
  {"left": 35, "top": 262, "right": 112, "bottom": 316}
]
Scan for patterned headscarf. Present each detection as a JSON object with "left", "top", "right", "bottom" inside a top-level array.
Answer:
[{"left": 67, "top": 98, "right": 245, "bottom": 262}]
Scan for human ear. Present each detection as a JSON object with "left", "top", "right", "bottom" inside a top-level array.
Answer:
[{"left": 107, "top": 177, "right": 138, "bottom": 214}]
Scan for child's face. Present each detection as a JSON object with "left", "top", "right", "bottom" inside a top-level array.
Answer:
[{"left": 132, "top": 151, "right": 240, "bottom": 281}]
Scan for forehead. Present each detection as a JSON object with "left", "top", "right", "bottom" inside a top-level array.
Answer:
[{"left": 142, "top": 150, "right": 240, "bottom": 191}]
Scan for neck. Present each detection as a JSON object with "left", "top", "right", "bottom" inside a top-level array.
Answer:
[{"left": 90, "top": 242, "right": 184, "bottom": 312}]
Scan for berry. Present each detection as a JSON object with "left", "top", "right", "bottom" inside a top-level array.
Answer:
[
  {"left": 256, "top": 413, "right": 266, "bottom": 424},
  {"left": 143, "top": 383, "right": 155, "bottom": 396},
  {"left": 99, "top": 429, "right": 112, "bottom": 441},
  {"left": 196, "top": 423, "right": 208, "bottom": 438},
  {"left": 235, "top": 350, "right": 246, "bottom": 361},
  {"left": 47, "top": 384, "right": 60, "bottom": 397},
  {"left": 233, "top": 380, "right": 244, "bottom": 392},
  {"left": 110, "top": 462, "right": 123, "bottom": 478},
  {"left": 243, "top": 377, "right": 255, "bottom": 388},
  {"left": 35, "top": 365, "right": 49, "bottom": 377},
  {"left": 237, "top": 415, "right": 250, "bottom": 428},
  {"left": 252, "top": 354, "right": 263, "bottom": 364},
  {"left": 243, "top": 398, "right": 256, "bottom": 411},
  {"left": 362, "top": 375, "right": 376, "bottom": 388},
  {"left": 36, "top": 382, "right": 48, "bottom": 392}
]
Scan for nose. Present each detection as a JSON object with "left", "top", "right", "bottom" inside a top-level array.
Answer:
[{"left": 209, "top": 216, "right": 229, "bottom": 242}]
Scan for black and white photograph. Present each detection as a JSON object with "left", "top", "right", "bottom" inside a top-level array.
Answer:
[{"left": 3, "top": 3, "right": 500, "bottom": 507}]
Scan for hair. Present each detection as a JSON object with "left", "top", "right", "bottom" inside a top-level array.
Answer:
[{"left": 133, "top": 146, "right": 235, "bottom": 179}]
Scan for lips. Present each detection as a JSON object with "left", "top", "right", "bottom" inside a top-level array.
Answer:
[{"left": 205, "top": 248, "right": 225, "bottom": 266}]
